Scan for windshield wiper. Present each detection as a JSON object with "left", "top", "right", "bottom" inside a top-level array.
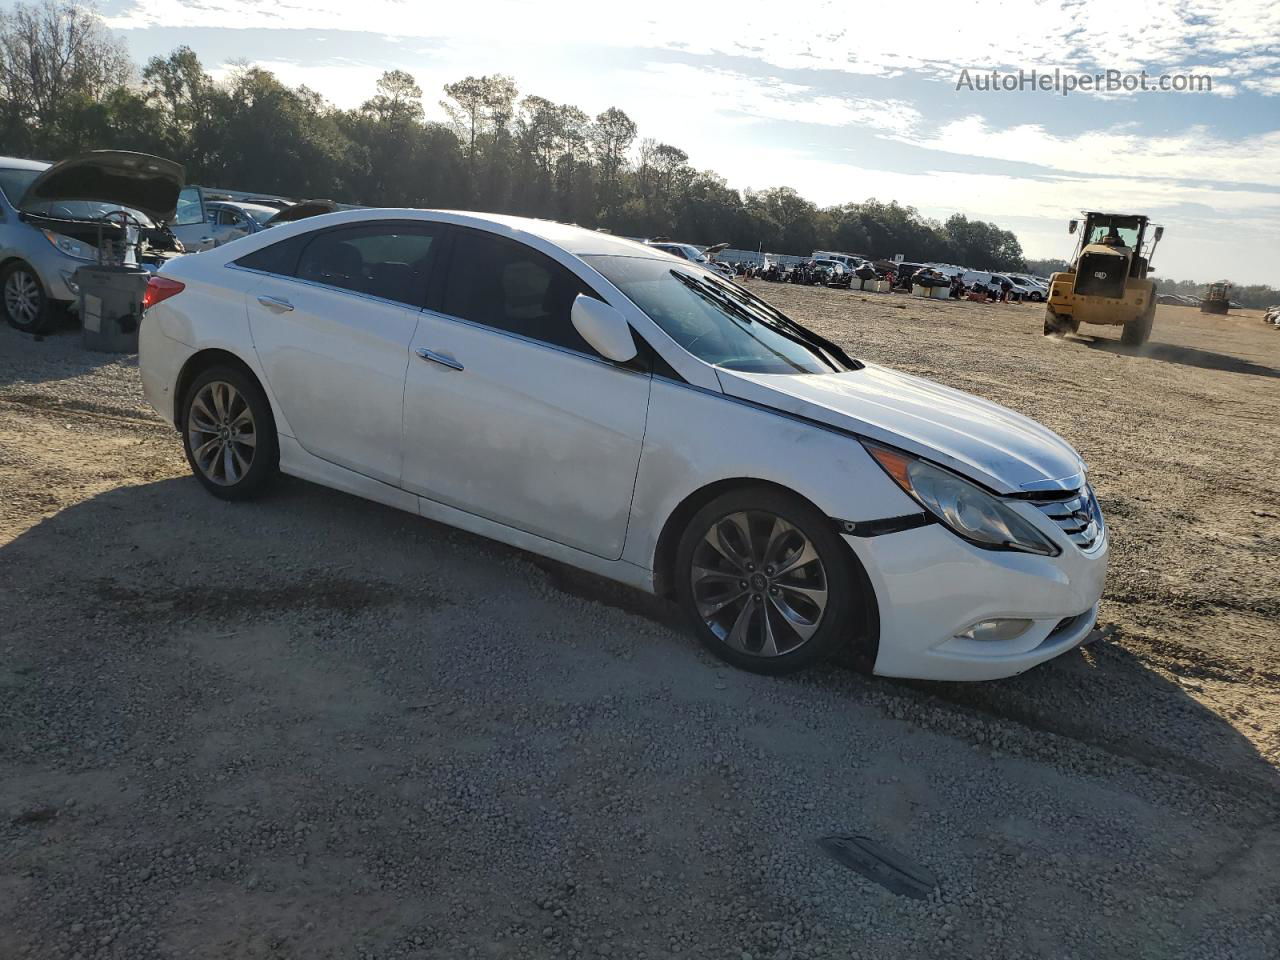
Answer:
[
  {"left": 673, "top": 271, "right": 861, "bottom": 371},
  {"left": 672, "top": 271, "right": 818, "bottom": 373},
  {"left": 714, "top": 277, "right": 862, "bottom": 370}
]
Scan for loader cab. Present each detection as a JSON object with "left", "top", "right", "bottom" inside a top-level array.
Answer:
[
  {"left": 1082, "top": 214, "right": 1144, "bottom": 251},
  {"left": 1069, "top": 212, "right": 1164, "bottom": 298}
]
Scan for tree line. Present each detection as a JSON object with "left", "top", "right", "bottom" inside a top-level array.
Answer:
[{"left": 40, "top": 0, "right": 1280, "bottom": 282}]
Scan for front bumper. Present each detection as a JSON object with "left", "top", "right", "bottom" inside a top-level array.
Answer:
[
  {"left": 23, "top": 243, "right": 85, "bottom": 303},
  {"left": 846, "top": 517, "right": 1109, "bottom": 682}
]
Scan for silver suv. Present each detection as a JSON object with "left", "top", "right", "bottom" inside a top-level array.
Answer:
[{"left": 0, "top": 152, "right": 198, "bottom": 333}]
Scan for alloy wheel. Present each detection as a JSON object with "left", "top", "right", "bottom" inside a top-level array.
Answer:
[
  {"left": 690, "top": 510, "right": 828, "bottom": 658},
  {"left": 187, "top": 380, "right": 257, "bottom": 486},
  {"left": 4, "top": 269, "right": 41, "bottom": 327}
]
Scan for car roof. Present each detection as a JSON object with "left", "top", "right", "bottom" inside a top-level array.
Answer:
[
  {"left": 449, "top": 212, "right": 662, "bottom": 256},
  {"left": 0, "top": 156, "right": 51, "bottom": 171},
  {"left": 208, "top": 207, "right": 674, "bottom": 266}
]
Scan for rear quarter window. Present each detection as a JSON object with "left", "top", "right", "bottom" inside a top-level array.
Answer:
[{"left": 232, "top": 234, "right": 309, "bottom": 276}]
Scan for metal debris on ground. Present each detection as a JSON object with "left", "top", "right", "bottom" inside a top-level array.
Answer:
[{"left": 817, "top": 835, "right": 940, "bottom": 900}]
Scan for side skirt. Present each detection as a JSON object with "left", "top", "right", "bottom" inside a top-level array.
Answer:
[{"left": 277, "top": 435, "right": 656, "bottom": 594}]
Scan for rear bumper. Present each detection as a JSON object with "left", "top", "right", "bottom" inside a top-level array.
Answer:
[
  {"left": 138, "top": 316, "right": 195, "bottom": 427},
  {"left": 846, "top": 520, "right": 1109, "bottom": 682}
]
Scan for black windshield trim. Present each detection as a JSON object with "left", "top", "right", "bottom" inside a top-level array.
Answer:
[
  {"left": 669, "top": 270, "right": 834, "bottom": 374},
  {"left": 669, "top": 269, "right": 859, "bottom": 373},
  {"left": 707, "top": 273, "right": 863, "bottom": 370}
]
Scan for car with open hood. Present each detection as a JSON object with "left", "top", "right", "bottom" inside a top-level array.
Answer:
[
  {"left": 138, "top": 209, "right": 1108, "bottom": 682},
  {"left": 0, "top": 150, "right": 195, "bottom": 333}
]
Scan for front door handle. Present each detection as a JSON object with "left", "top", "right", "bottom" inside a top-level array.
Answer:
[
  {"left": 256, "top": 295, "right": 294, "bottom": 313},
  {"left": 416, "top": 347, "right": 464, "bottom": 371}
]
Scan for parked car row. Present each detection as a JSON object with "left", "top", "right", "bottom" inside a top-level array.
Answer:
[{"left": 643, "top": 239, "right": 736, "bottom": 280}]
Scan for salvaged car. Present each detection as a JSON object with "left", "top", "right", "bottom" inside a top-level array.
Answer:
[
  {"left": 201, "top": 200, "right": 284, "bottom": 246},
  {"left": 0, "top": 150, "right": 190, "bottom": 332},
  {"left": 139, "top": 210, "right": 1108, "bottom": 683}
]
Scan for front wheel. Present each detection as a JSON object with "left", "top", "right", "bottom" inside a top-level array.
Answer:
[
  {"left": 675, "top": 486, "right": 865, "bottom": 674},
  {"left": 2, "top": 261, "right": 52, "bottom": 333},
  {"left": 181, "top": 366, "right": 280, "bottom": 500},
  {"left": 1121, "top": 303, "right": 1155, "bottom": 347},
  {"left": 1043, "top": 308, "right": 1072, "bottom": 336}
]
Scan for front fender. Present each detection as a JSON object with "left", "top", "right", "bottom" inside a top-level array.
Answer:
[{"left": 622, "top": 378, "right": 919, "bottom": 573}]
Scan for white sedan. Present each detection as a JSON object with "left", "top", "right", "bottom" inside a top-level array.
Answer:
[{"left": 139, "top": 210, "right": 1108, "bottom": 681}]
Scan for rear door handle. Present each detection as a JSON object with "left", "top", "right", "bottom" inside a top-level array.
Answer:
[
  {"left": 416, "top": 347, "right": 464, "bottom": 371},
  {"left": 256, "top": 295, "right": 293, "bottom": 313}
]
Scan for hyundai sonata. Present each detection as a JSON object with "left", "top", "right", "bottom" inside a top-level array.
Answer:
[{"left": 139, "top": 209, "right": 1107, "bottom": 680}]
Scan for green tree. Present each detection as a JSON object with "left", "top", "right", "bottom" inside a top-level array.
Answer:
[{"left": 0, "top": 0, "right": 131, "bottom": 155}]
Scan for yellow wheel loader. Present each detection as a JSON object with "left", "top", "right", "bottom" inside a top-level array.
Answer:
[
  {"left": 1043, "top": 212, "right": 1164, "bottom": 346},
  {"left": 1200, "top": 281, "right": 1230, "bottom": 315}
]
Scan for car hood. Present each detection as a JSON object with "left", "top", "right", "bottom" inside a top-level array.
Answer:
[
  {"left": 715, "top": 363, "right": 1086, "bottom": 494},
  {"left": 19, "top": 150, "right": 184, "bottom": 223}
]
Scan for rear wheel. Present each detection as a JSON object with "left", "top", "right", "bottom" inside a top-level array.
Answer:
[
  {"left": 1121, "top": 302, "right": 1155, "bottom": 347},
  {"left": 675, "top": 486, "right": 864, "bottom": 675},
  {"left": 2, "top": 261, "right": 52, "bottom": 333},
  {"left": 181, "top": 365, "right": 279, "bottom": 500}
]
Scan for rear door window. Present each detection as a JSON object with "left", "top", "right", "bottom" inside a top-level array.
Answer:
[
  {"left": 233, "top": 234, "right": 309, "bottom": 276},
  {"left": 295, "top": 224, "right": 441, "bottom": 307},
  {"left": 235, "top": 221, "right": 443, "bottom": 309}
]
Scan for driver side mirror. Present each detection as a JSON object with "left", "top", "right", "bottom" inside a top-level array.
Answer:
[
  {"left": 570, "top": 295, "right": 637, "bottom": 363},
  {"left": 1068, "top": 219, "right": 1078, "bottom": 234},
  {"left": 1154, "top": 226, "right": 1164, "bottom": 241}
]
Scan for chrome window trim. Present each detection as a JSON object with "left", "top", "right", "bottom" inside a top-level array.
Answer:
[
  {"left": 226, "top": 263, "right": 429, "bottom": 312},
  {"left": 417, "top": 307, "right": 650, "bottom": 380},
  {"left": 227, "top": 266, "right": 648, "bottom": 376}
]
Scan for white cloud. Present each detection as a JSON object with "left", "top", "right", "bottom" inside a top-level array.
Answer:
[
  {"left": 104, "top": 0, "right": 1280, "bottom": 282},
  {"left": 617, "top": 63, "right": 922, "bottom": 135},
  {"left": 208, "top": 59, "right": 386, "bottom": 100},
  {"left": 106, "top": 0, "right": 1280, "bottom": 95},
  {"left": 896, "top": 119, "right": 1280, "bottom": 186}
]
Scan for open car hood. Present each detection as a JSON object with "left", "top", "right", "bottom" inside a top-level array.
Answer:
[{"left": 19, "top": 151, "right": 185, "bottom": 223}]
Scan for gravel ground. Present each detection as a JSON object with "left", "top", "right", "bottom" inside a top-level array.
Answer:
[{"left": 1, "top": 292, "right": 1278, "bottom": 960}]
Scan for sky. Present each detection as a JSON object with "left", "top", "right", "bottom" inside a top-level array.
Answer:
[{"left": 63, "top": 1, "right": 1280, "bottom": 283}]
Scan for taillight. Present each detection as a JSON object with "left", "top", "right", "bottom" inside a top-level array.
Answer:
[{"left": 142, "top": 276, "right": 185, "bottom": 311}]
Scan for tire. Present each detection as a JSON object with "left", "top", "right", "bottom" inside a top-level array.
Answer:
[
  {"left": 1121, "top": 302, "right": 1155, "bottom": 347},
  {"left": 1043, "top": 309, "right": 1066, "bottom": 336},
  {"left": 181, "top": 365, "right": 279, "bottom": 500},
  {"left": 674, "top": 485, "right": 864, "bottom": 675},
  {"left": 2, "top": 261, "right": 52, "bottom": 333},
  {"left": 1030, "top": 291, "right": 1044, "bottom": 302}
]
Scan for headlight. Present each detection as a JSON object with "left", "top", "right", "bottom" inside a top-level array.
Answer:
[
  {"left": 864, "top": 442, "right": 1060, "bottom": 556},
  {"left": 41, "top": 229, "right": 97, "bottom": 262}
]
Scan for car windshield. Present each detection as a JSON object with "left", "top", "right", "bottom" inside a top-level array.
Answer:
[
  {"left": 585, "top": 255, "right": 842, "bottom": 374},
  {"left": 241, "top": 206, "right": 277, "bottom": 226},
  {"left": 0, "top": 167, "right": 43, "bottom": 205}
]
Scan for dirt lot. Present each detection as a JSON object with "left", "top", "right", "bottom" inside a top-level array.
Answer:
[{"left": 2, "top": 292, "right": 1278, "bottom": 960}]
